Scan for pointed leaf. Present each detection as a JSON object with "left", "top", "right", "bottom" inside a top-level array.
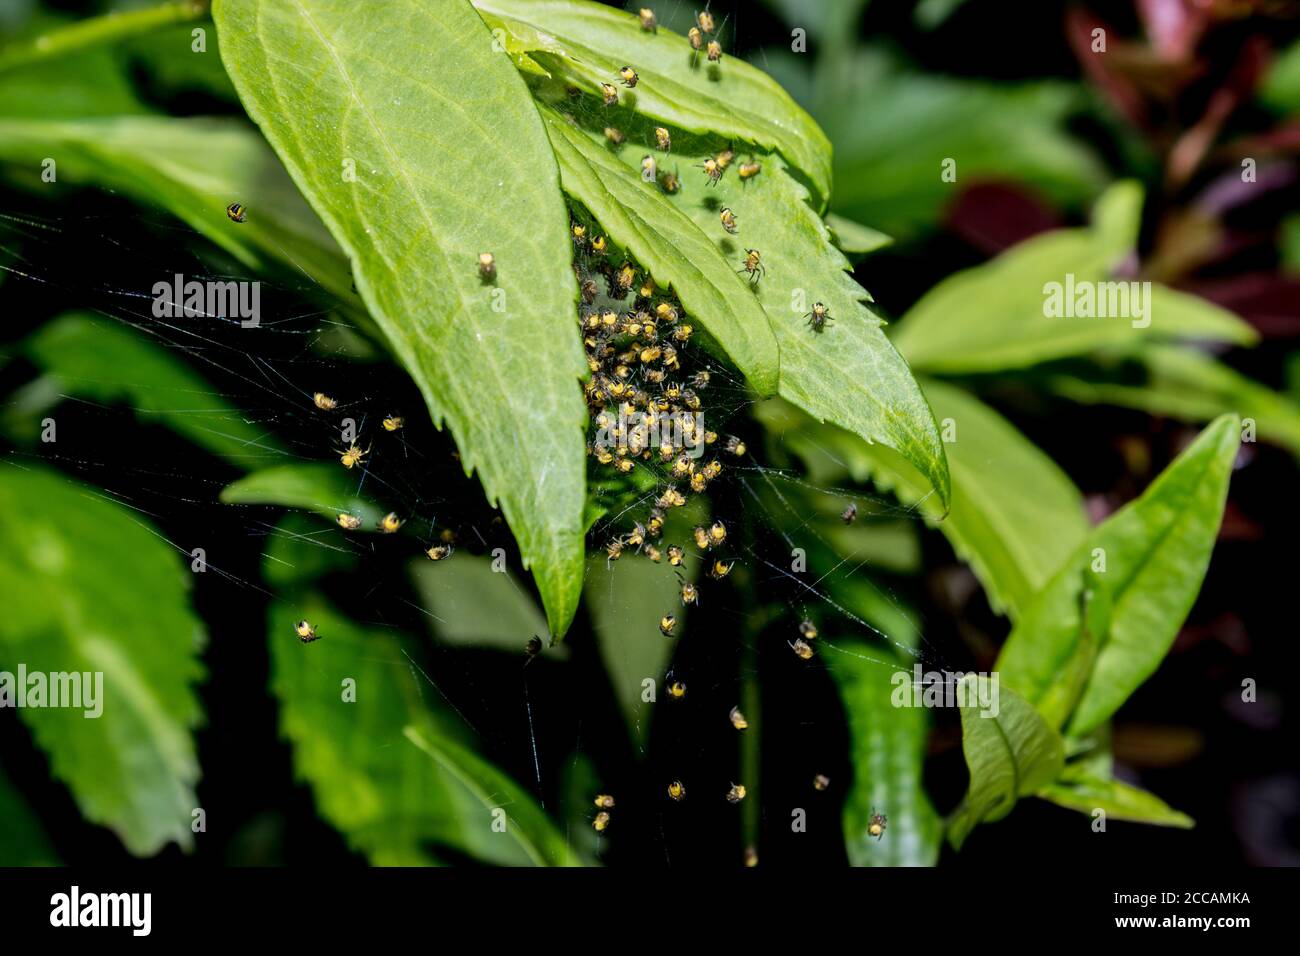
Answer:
[
  {"left": 892, "top": 183, "right": 1257, "bottom": 373},
  {"left": 543, "top": 110, "right": 779, "bottom": 394},
  {"left": 1045, "top": 344, "right": 1300, "bottom": 459},
  {"left": 214, "top": 0, "right": 589, "bottom": 636},
  {"left": 220, "top": 462, "right": 391, "bottom": 529},
  {"left": 539, "top": 109, "right": 949, "bottom": 506},
  {"left": 825, "top": 212, "right": 892, "bottom": 258},
  {"left": 474, "top": 0, "right": 832, "bottom": 206},
  {"left": 997, "top": 415, "right": 1240, "bottom": 737},
  {"left": 1042, "top": 773, "right": 1194, "bottom": 828}
]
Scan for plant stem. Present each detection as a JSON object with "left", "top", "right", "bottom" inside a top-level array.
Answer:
[
  {"left": 740, "top": 636, "right": 761, "bottom": 857},
  {"left": 0, "top": 1, "right": 210, "bottom": 74},
  {"left": 739, "top": 599, "right": 779, "bottom": 863}
]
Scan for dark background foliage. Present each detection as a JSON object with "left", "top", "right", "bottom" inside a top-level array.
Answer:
[{"left": 1, "top": 0, "right": 1297, "bottom": 866}]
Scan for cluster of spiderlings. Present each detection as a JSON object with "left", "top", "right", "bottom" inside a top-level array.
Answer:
[{"left": 570, "top": 210, "right": 747, "bottom": 599}]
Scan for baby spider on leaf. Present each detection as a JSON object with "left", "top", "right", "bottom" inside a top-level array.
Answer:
[
  {"left": 805, "top": 302, "right": 833, "bottom": 332},
  {"left": 738, "top": 248, "right": 764, "bottom": 286}
]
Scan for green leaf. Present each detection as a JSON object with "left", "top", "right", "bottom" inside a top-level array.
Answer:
[
  {"left": 474, "top": 0, "right": 833, "bottom": 206},
  {"left": 826, "top": 642, "right": 941, "bottom": 866},
  {"left": 214, "top": 0, "right": 589, "bottom": 638},
  {"left": 1041, "top": 773, "right": 1194, "bottom": 828},
  {"left": 0, "top": 12, "right": 155, "bottom": 119},
  {"left": 0, "top": 761, "right": 59, "bottom": 865},
  {"left": 405, "top": 725, "right": 585, "bottom": 866},
  {"left": 997, "top": 415, "right": 1240, "bottom": 738},
  {"left": 542, "top": 109, "right": 779, "bottom": 394},
  {"left": 536, "top": 105, "right": 949, "bottom": 506},
  {"left": 0, "top": 2, "right": 209, "bottom": 74},
  {"left": 1260, "top": 36, "right": 1300, "bottom": 113},
  {"left": 122, "top": 21, "right": 241, "bottom": 103},
  {"left": 0, "top": 464, "right": 205, "bottom": 855},
  {"left": 824, "top": 55, "right": 1107, "bottom": 239},
  {"left": 825, "top": 212, "right": 893, "bottom": 258},
  {"left": 410, "top": 554, "right": 548, "bottom": 651},
  {"left": 0, "top": 46, "right": 147, "bottom": 119},
  {"left": 220, "top": 462, "right": 390, "bottom": 528},
  {"left": 949, "top": 675, "right": 1064, "bottom": 848},
  {"left": 892, "top": 182, "right": 1258, "bottom": 373},
  {"left": 915, "top": 0, "right": 972, "bottom": 30},
  {"left": 269, "top": 599, "right": 552, "bottom": 865},
  {"left": 261, "top": 513, "right": 358, "bottom": 588},
  {"left": 21, "top": 312, "right": 281, "bottom": 468},
  {"left": 1045, "top": 345, "right": 1300, "bottom": 460},
  {"left": 756, "top": 379, "right": 1088, "bottom": 621},
  {"left": 0, "top": 115, "right": 357, "bottom": 310},
  {"left": 1030, "top": 569, "right": 1108, "bottom": 731},
  {"left": 585, "top": 533, "right": 701, "bottom": 746}
]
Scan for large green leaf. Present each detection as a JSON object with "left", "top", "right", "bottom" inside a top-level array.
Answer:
[
  {"left": 19, "top": 312, "right": 281, "bottom": 469},
  {"left": 756, "top": 379, "right": 1088, "bottom": 621},
  {"left": 268, "top": 598, "right": 558, "bottom": 865},
  {"left": 473, "top": 0, "right": 833, "bottom": 206},
  {"left": 892, "top": 183, "right": 1257, "bottom": 373},
  {"left": 542, "top": 110, "right": 779, "bottom": 394},
  {"left": 949, "top": 675, "right": 1064, "bottom": 848},
  {"left": 997, "top": 415, "right": 1240, "bottom": 738},
  {"left": 0, "top": 115, "right": 356, "bottom": 310},
  {"left": 539, "top": 105, "right": 949, "bottom": 506},
  {"left": 826, "top": 642, "right": 941, "bottom": 866},
  {"left": 214, "top": 0, "right": 589, "bottom": 637},
  {"left": 0, "top": 465, "right": 205, "bottom": 855},
  {"left": 1045, "top": 345, "right": 1300, "bottom": 460},
  {"left": 220, "top": 462, "right": 390, "bottom": 529}
]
